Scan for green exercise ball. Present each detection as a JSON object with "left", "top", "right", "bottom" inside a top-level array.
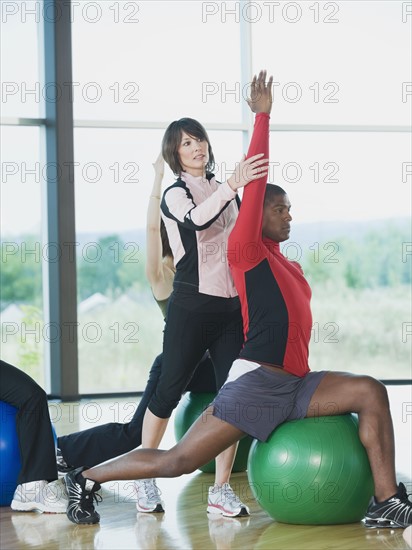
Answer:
[
  {"left": 174, "top": 392, "right": 253, "bottom": 473},
  {"left": 247, "top": 414, "right": 374, "bottom": 525}
]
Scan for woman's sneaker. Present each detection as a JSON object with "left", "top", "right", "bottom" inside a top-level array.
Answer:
[
  {"left": 134, "top": 479, "right": 164, "bottom": 513},
  {"left": 364, "top": 483, "right": 412, "bottom": 528},
  {"left": 11, "top": 479, "right": 68, "bottom": 513},
  {"left": 65, "top": 467, "right": 101, "bottom": 524},
  {"left": 207, "top": 483, "right": 250, "bottom": 517}
]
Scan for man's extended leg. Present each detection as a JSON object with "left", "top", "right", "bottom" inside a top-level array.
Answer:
[{"left": 65, "top": 408, "right": 245, "bottom": 524}]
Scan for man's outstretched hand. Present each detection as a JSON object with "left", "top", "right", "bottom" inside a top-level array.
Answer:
[{"left": 247, "top": 70, "right": 273, "bottom": 114}]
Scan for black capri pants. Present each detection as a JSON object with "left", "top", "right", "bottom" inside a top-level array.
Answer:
[{"left": 148, "top": 290, "right": 244, "bottom": 418}]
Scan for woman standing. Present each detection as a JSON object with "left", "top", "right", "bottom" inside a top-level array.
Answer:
[{"left": 136, "top": 113, "right": 268, "bottom": 517}]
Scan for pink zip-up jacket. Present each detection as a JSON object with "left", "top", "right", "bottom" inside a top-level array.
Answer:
[{"left": 161, "top": 171, "right": 240, "bottom": 298}]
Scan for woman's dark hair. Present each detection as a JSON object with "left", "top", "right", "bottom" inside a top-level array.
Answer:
[
  {"left": 160, "top": 218, "right": 173, "bottom": 259},
  {"left": 162, "top": 118, "right": 215, "bottom": 176}
]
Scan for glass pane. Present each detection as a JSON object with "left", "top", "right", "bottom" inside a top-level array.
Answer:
[
  {"left": 251, "top": 1, "right": 411, "bottom": 125},
  {"left": 269, "top": 131, "right": 411, "bottom": 379},
  {"left": 74, "top": 128, "right": 243, "bottom": 392},
  {"left": 72, "top": 1, "right": 242, "bottom": 122},
  {"left": 0, "top": 0, "right": 42, "bottom": 118},
  {"left": 0, "top": 125, "right": 45, "bottom": 386}
]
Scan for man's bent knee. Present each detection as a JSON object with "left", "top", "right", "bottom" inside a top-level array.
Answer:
[{"left": 357, "top": 375, "right": 389, "bottom": 409}]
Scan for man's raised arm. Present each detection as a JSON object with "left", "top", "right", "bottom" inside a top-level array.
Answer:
[{"left": 228, "top": 70, "right": 273, "bottom": 268}]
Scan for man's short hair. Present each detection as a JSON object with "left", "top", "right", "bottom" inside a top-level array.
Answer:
[{"left": 264, "top": 184, "right": 287, "bottom": 206}]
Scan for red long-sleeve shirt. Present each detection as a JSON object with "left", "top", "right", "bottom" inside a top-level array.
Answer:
[{"left": 227, "top": 113, "right": 312, "bottom": 377}]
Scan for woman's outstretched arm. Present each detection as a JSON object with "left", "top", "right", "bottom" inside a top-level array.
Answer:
[{"left": 145, "top": 153, "right": 173, "bottom": 300}]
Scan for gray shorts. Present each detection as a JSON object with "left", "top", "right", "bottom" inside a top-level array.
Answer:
[{"left": 212, "top": 359, "right": 327, "bottom": 441}]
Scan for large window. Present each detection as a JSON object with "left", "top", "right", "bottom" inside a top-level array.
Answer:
[
  {"left": 0, "top": 126, "right": 45, "bottom": 384},
  {"left": 251, "top": 0, "right": 410, "bottom": 126},
  {"left": 71, "top": 1, "right": 242, "bottom": 123},
  {"left": 1, "top": 1, "right": 410, "bottom": 397},
  {"left": 0, "top": 4, "right": 42, "bottom": 119},
  {"left": 0, "top": 5, "right": 46, "bottom": 386}
]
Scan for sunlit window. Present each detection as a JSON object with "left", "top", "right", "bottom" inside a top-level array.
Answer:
[
  {"left": 0, "top": 126, "right": 45, "bottom": 386},
  {"left": 1, "top": 0, "right": 410, "bottom": 396}
]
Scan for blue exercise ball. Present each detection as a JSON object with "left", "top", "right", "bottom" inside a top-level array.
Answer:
[
  {"left": 0, "top": 402, "right": 21, "bottom": 506},
  {"left": 0, "top": 401, "right": 58, "bottom": 506}
]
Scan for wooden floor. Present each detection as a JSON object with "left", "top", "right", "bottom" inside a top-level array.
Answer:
[{"left": 1, "top": 386, "right": 411, "bottom": 550}]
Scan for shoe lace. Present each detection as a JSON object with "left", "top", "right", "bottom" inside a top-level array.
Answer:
[
  {"left": 143, "top": 480, "right": 161, "bottom": 501},
  {"left": 222, "top": 484, "right": 242, "bottom": 506},
  {"left": 82, "top": 489, "right": 102, "bottom": 512}
]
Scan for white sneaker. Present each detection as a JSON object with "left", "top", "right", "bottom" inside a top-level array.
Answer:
[
  {"left": 134, "top": 479, "right": 164, "bottom": 513},
  {"left": 207, "top": 483, "right": 250, "bottom": 517},
  {"left": 11, "top": 479, "right": 68, "bottom": 513}
]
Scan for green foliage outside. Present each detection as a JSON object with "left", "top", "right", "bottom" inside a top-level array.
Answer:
[
  {"left": 17, "top": 305, "right": 43, "bottom": 381},
  {"left": 77, "top": 234, "right": 147, "bottom": 300},
  {"left": 299, "top": 224, "right": 411, "bottom": 289},
  {"left": 0, "top": 235, "right": 43, "bottom": 306}
]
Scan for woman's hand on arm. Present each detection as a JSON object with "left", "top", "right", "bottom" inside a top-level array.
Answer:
[{"left": 227, "top": 153, "right": 269, "bottom": 191}]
